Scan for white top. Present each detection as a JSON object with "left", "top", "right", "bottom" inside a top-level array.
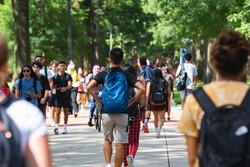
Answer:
[
  {"left": 6, "top": 100, "right": 47, "bottom": 155},
  {"left": 176, "top": 63, "right": 198, "bottom": 89},
  {"left": 49, "top": 69, "right": 57, "bottom": 78},
  {"left": 40, "top": 66, "right": 54, "bottom": 79}
]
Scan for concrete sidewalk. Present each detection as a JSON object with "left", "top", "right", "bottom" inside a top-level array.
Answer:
[{"left": 48, "top": 105, "right": 188, "bottom": 167}]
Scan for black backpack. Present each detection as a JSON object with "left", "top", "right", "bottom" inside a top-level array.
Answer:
[
  {"left": 0, "top": 97, "right": 25, "bottom": 167},
  {"left": 193, "top": 88, "right": 250, "bottom": 167},
  {"left": 175, "top": 64, "right": 187, "bottom": 91},
  {"left": 150, "top": 79, "right": 167, "bottom": 104},
  {"left": 127, "top": 88, "right": 138, "bottom": 123}
]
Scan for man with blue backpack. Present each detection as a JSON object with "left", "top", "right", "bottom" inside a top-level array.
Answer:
[{"left": 87, "top": 48, "right": 145, "bottom": 167}]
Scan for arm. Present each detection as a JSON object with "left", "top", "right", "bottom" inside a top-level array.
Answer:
[
  {"left": 25, "top": 135, "right": 52, "bottom": 167},
  {"left": 60, "top": 80, "right": 72, "bottom": 92},
  {"left": 193, "top": 76, "right": 198, "bottom": 87},
  {"left": 40, "top": 90, "right": 49, "bottom": 104},
  {"left": 145, "top": 82, "right": 151, "bottom": 109},
  {"left": 138, "top": 77, "right": 146, "bottom": 107},
  {"left": 128, "top": 81, "right": 145, "bottom": 107},
  {"left": 15, "top": 88, "right": 20, "bottom": 98},
  {"left": 186, "top": 136, "right": 198, "bottom": 167},
  {"left": 87, "top": 80, "right": 102, "bottom": 107}
]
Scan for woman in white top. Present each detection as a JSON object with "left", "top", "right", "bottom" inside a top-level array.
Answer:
[{"left": 0, "top": 33, "right": 52, "bottom": 166}]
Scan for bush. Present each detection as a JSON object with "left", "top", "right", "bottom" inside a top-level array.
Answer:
[{"left": 173, "top": 90, "right": 181, "bottom": 105}]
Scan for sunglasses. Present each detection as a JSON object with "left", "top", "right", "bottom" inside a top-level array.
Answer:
[{"left": 23, "top": 70, "right": 31, "bottom": 73}]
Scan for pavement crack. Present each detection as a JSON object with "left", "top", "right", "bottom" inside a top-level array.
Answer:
[{"left": 164, "top": 127, "right": 171, "bottom": 167}]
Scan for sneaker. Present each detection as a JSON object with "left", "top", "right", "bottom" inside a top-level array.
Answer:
[
  {"left": 88, "top": 118, "right": 94, "bottom": 127},
  {"left": 105, "top": 164, "right": 112, "bottom": 167},
  {"left": 167, "top": 117, "right": 170, "bottom": 121},
  {"left": 74, "top": 113, "right": 78, "bottom": 118},
  {"left": 127, "top": 155, "right": 135, "bottom": 167},
  {"left": 142, "top": 124, "right": 149, "bottom": 133},
  {"left": 156, "top": 128, "right": 161, "bottom": 138},
  {"left": 54, "top": 127, "right": 59, "bottom": 135},
  {"left": 62, "top": 126, "right": 67, "bottom": 134}
]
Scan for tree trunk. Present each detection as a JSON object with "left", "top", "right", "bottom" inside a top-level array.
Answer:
[
  {"left": 206, "top": 42, "right": 215, "bottom": 82},
  {"left": 67, "top": 0, "right": 73, "bottom": 61},
  {"left": 12, "top": 0, "right": 30, "bottom": 69},
  {"left": 85, "top": 0, "right": 97, "bottom": 67}
]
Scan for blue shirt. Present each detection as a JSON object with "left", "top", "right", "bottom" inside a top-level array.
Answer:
[
  {"left": 14, "top": 78, "right": 42, "bottom": 105},
  {"left": 140, "top": 66, "right": 153, "bottom": 82}
]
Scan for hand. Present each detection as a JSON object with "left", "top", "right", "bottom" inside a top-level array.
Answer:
[
  {"left": 60, "top": 87, "right": 67, "bottom": 92},
  {"left": 40, "top": 98, "right": 46, "bottom": 104}
]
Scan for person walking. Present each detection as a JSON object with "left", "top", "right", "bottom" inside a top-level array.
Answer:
[
  {"left": 138, "top": 57, "right": 153, "bottom": 133},
  {"left": 14, "top": 65, "right": 42, "bottom": 106},
  {"left": 176, "top": 52, "right": 198, "bottom": 106},
  {"left": 67, "top": 60, "right": 80, "bottom": 117},
  {"left": 32, "top": 61, "right": 50, "bottom": 118},
  {"left": 0, "top": 33, "right": 52, "bottom": 167},
  {"left": 77, "top": 67, "right": 88, "bottom": 112},
  {"left": 123, "top": 65, "right": 144, "bottom": 167},
  {"left": 52, "top": 61, "right": 73, "bottom": 135},
  {"left": 179, "top": 29, "right": 250, "bottom": 167},
  {"left": 88, "top": 48, "right": 145, "bottom": 167},
  {"left": 146, "top": 69, "right": 171, "bottom": 138},
  {"left": 86, "top": 65, "right": 101, "bottom": 127}
]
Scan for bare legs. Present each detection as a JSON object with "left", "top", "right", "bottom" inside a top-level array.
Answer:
[{"left": 103, "top": 139, "right": 124, "bottom": 167}]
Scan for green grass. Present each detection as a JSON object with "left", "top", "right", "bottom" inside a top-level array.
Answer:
[{"left": 173, "top": 90, "right": 181, "bottom": 105}]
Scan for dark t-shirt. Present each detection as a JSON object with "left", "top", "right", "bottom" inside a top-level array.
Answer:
[
  {"left": 53, "top": 73, "right": 72, "bottom": 96},
  {"left": 38, "top": 75, "right": 50, "bottom": 98},
  {"left": 94, "top": 67, "right": 138, "bottom": 88}
]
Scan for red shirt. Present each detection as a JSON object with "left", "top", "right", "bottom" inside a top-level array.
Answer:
[{"left": 1, "top": 85, "right": 11, "bottom": 96}]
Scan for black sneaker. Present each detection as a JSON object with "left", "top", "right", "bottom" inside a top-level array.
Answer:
[
  {"left": 88, "top": 119, "right": 94, "bottom": 127},
  {"left": 54, "top": 127, "right": 59, "bottom": 135}
]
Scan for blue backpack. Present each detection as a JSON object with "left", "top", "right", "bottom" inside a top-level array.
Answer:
[{"left": 102, "top": 70, "right": 129, "bottom": 113}]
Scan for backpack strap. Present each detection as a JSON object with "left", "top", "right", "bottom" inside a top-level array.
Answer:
[
  {"left": 241, "top": 89, "right": 250, "bottom": 110},
  {"left": 44, "top": 66, "right": 48, "bottom": 79},
  {"left": 18, "top": 78, "right": 23, "bottom": 97},
  {"left": 192, "top": 87, "right": 217, "bottom": 113},
  {"left": 33, "top": 79, "right": 37, "bottom": 94}
]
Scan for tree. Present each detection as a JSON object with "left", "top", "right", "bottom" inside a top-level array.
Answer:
[
  {"left": 67, "top": 0, "right": 73, "bottom": 61},
  {"left": 12, "top": 0, "right": 30, "bottom": 68}
]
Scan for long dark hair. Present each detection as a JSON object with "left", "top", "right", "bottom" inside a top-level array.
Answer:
[
  {"left": 19, "top": 64, "right": 38, "bottom": 80},
  {"left": 153, "top": 68, "right": 164, "bottom": 81},
  {"left": 123, "top": 64, "right": 138, "bottom": 77}
]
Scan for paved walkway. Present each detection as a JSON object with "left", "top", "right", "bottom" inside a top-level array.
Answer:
[{"left": 48, "top": 105, "right": 188, "bottom": 167}]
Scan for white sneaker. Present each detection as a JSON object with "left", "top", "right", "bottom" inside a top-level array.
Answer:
[
  {"left": 105, "top": 164, "right": 112, "bottom": 167},
  {"left": 62, "top": 125, "right": 68, "bottom": 134},
  {"left": 127, "top": 155, "right": 134, "bottom": 167},
  {"left": 156, "top": 128, "right": 161, "bottom": 138}
]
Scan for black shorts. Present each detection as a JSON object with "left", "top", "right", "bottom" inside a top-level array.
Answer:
[
  {"left": 48, "top": 96, "right": 56, "bottom": 107},
  {"left": 54, "top": 94, "right": 72, "bottom": 108}
]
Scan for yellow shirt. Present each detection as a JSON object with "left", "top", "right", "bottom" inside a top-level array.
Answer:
[{"left": 179, "top": 81, "right": 249, "bottom": 167}]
